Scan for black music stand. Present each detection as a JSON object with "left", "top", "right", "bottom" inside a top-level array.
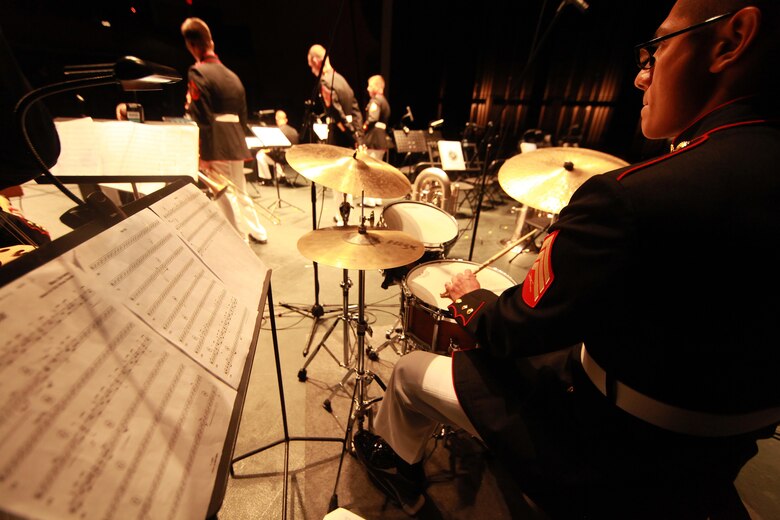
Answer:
[
  {"left": 393, "top": 129, "right": 428, "bottom": 154},
  {"left": 393, "top": 130, "right": 429, "bottom": 179},
  {"left": 0, "top": 180, "right": 270, "bottom": 520}
]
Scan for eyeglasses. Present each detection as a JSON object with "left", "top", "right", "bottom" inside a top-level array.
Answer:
[{"left": 634, "top": 12, "right": 735, "bottom": 70}]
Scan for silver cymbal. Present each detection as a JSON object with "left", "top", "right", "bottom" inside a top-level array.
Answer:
[
  {"left": 498, "top": 147, "right": 629, "bottom": 214},
  {"left": 286, "top": 143, "right": 411, "bottom": 198},
  {"left": 297, "top": 226, "right": 425, "bottom": 270}
]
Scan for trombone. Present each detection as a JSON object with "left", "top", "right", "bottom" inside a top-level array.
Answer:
[{"left": 197, "top": 170, "right": 280, "bottom": 225}]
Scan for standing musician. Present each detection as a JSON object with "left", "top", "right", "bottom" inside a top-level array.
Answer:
[
  {"left": 181, "top": 17, "right": 268, "bottom": 244},
  {"left": 307, "top": 44, "right": 363, "bottom": 149},
  {"left": 353, "top": 0, "right": 780, "bottom": 518},
  {"left": 360, "top": 74, "right": 391, "bottom": 207}
]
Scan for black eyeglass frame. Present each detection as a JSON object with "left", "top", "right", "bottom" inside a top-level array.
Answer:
[{"left": 633, "top": 11, "right": 735, "bottom": 70}]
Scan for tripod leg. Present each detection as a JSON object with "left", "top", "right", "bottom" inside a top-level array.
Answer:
[
  {"left": 297, "top": 316, "right": 345, "bottom": 382},
  {"left": 323, "top": 367, "right": 356, "bottom": 413},
  {"left": 328, "top": 369, "right": 360, "bottom": 512}
]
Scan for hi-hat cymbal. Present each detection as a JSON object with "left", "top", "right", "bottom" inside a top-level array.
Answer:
[
  {"left": 287, "top": 143, "right": 411, "bottom": 198},
  {"left": 297, "top": 226, "right": 424, "bottom": 270},
  {"left": 498, "top": 147, "right": 629, "bottom": 214}
]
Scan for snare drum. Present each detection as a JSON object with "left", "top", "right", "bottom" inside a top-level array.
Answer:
[{"left": 401, "top": 259, "right": 516, "bottom": 354}]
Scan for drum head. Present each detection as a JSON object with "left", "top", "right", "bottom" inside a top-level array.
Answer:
[
  {"left": 382, "top": 200, "right": 458, "bottom": 249},
  {"left": 404, "top": 259, "right": 516, "bottom": 310}
]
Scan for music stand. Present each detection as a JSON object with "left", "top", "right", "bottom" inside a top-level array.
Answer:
[
  {"left": 250, "top": 126, "right": 303, "bottom": 218},
  {"left": 392, "top": 129, "right": 428, "bottom": 154},
  {"left": 0, "top": 180, "right": 273, "bottom": 520}
]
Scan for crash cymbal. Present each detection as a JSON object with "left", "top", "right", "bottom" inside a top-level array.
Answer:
[
  {"left": 287, "top": 143, "right": 411, "bottom": 198},
  {"left": 498, "top": 147, "right": 629, "bottom": 214},
  {"left": 297, "top": 226, "right": 425, "bottom": 270}
]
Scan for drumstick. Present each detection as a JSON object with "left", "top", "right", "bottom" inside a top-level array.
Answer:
[
  {"left": 473, "top": 229, "right": 540, "bottom": 275},
  {"left": 440, "top": 229, "right": 540, "bottom": 297}
]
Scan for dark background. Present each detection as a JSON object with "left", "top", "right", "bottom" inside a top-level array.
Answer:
[{"left": 1, "top": 0, "right": 676, "bottom": 164}]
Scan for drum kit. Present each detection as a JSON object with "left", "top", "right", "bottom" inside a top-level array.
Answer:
[{"left": 285, "top": 142, "right": 629, "bottom": 419}]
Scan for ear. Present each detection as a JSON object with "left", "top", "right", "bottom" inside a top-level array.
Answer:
[{"left": 710, "top": 7, "right": 761, "bottom": 73}]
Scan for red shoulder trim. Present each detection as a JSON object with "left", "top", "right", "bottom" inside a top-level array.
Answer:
[{"left": 618, "top": 118, "right": 776, "bottom": 182}]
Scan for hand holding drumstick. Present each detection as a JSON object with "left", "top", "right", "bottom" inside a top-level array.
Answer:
[
  {"left": 443, "top": 270, "right": 481, "bottom": 301},
  {"left": 440, "top": 229, "right": 539, "bottom": 300}
]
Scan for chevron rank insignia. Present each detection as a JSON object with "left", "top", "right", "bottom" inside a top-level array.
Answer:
[{"left": 521, "top": 230, "right": 558, "bottom": 307}]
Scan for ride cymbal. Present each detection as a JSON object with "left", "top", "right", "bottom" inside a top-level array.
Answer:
[
  {"left": 498, "top": 147, "right": 629, "bottom": 214},
  {"left": 297, "top": 226, "right": 424, "bottom": 270},
  {"left": 286, "top": 143, "right": 411, "bottom": 198}
]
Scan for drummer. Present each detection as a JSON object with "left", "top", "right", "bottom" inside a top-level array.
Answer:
[{"left": 352, "top": 0, "right": 780, "bottom": 517}]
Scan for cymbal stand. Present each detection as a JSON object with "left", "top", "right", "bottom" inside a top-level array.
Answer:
[
  {"left": 321, "top": 202, "right": 385, "bottom": 413},
  {"left": 297, "top": 195, "right": 365, "bottom": 385},
  {"left": 327, "top": 266, "right": 387, "bottom": 506}
]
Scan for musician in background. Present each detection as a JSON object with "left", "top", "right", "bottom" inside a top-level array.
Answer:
[
  {"left": 353, "top": 1, "right": 780, "bottom": 517},
  {"left": 360, "top": 74, "right": 390, "bottom": 207},
  {"left": 181, "top": 17, "right": 267, "bottom": 244},
  {"left": 257, "top": 110, "right": 300, "bottom": 184},
  {"left": 307, "top": 44, "right": 362, "bottom": 149}
]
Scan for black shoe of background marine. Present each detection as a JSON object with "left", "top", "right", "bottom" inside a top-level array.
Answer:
[{"left": 353, "top": 429, "right": 426, "bottom": 516}]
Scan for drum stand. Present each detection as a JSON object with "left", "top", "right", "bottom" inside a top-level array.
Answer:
[{"left": 367, "top": 292, "right": 409, "bottom": 361}]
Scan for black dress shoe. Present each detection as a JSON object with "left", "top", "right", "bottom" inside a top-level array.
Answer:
[{"left": 353, "top": 430, "right": 426, "bottom": 516}]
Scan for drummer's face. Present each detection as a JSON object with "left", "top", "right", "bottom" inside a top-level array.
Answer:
[{"left": 634, "top": 1, "right": 715, "bottom": 139}]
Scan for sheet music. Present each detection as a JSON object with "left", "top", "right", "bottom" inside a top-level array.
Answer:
[
  {"left": 148, "top": 182, "right": 269, "bottom": 308},
  {"left": 49, "top": 117, "right": 102, "bottom": 175},
  {"left": 70, "top": 208, "right": 256, "bottom": 390},
  {"left": 50, "top": 118, "right": 199, "bottom": 179},
  {"left": 0, "top": 258, "right": 235, "bottom": 520}
]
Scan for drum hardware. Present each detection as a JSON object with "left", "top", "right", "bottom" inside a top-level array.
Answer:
[
  {"left": 297, "top": 195, "right": 377, "bottom": 383},
  {"left": 282, "top": 143, "right": 412, "bottom": 371}
]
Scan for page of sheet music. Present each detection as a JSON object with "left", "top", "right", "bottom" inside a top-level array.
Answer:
[
  {"left": 49, "top": 117, "right": 102, "bottom": 176},
  {"left": 70, "top": 208, "right": 257, "bottom": 390},
  {"left": 0, "top": 259, "right": 236, "bottom": 520},
  {"left": 148, "top": 182, "right": 269, "bottom": 309},
  {"left": 49, "top": 118, "right": 199, "bottom": 179}
]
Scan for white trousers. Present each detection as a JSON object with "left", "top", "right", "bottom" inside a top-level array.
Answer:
[
  {"left": 204, "top": 160, "right": 267, "bottom": 242},
  {"left": 373, "top": 350, "right": 482, "bottom": 464}
]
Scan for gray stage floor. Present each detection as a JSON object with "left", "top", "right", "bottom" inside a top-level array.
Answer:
[{"left": 11, "top": 172, "right": 779, "bottom": 520}]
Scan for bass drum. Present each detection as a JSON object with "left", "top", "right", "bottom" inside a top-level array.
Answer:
[{"left": 401, "top": 259, "right": 516, "bottom": 354}]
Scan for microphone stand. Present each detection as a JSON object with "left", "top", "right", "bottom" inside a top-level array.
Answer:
[
  {"left": 279, "top": 0, "right": 351, "bottom": 368},
  {"left": 495, "top": 0, "right": 581, "bottom": 159},
  {"left": 468, "top": 125, "right": 499, "bottom": 261},
  {"left": 279, "top": 75, "right": 343, "bottom": 358}
]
